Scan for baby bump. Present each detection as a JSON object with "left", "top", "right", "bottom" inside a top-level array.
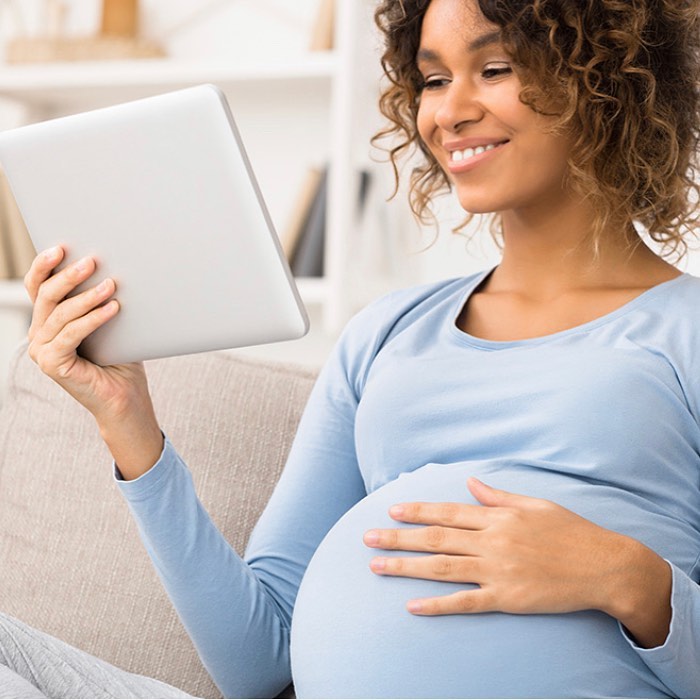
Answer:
[{"left": 290, "top": 462, "right": 672, "bottom": 699}]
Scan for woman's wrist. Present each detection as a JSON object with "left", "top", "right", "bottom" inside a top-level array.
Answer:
[
  {"left": 98, "top": 413, "right": 164, "bottom": 481},
  {"left": 601, "top": 536, "right": 672, "bottom": 649}
]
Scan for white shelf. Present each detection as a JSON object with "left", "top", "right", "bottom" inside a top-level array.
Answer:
[
  {"left": 0, "top": 54, "right": 337, "bottom": 107},
  {"left": 0, "top": 280, "right": 29, "bottom": 309}
]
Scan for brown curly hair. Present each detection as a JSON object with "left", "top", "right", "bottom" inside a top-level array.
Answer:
[{"left": 372, "top": 0, "right": 700, "bottom": 262}]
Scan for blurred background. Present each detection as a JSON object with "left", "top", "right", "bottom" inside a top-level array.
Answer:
[{"left": 0, "top": 0, "right": 697, "bottom": 397}]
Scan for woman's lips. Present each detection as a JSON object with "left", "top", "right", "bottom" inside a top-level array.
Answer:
[{"left": 446, "top": 140, "right": 509, "bottom": 174}]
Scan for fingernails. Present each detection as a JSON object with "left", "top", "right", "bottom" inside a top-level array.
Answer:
[
  {"left": 407, "top": 601, "right": 423, "bottom": 613},
  {"left": 364, "top": 530, "right": 379, "bottom": 545},
  {"left": 370, "top": 557, "right": 386, "bottom": 571},
  {"left": 389, "top": 505, "right": 404, "bottom": 518},
  {"left": 43, "top": 246, "right": 60, "bottom": 260},
  {"left": 74, "top": 257, "right": 90, "bottom": 273},
  {"left": 96, "top": 278, "right": 111, "bottom": 294}
]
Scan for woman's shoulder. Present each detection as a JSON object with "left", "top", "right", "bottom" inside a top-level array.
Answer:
[
  {"left": 327, "top": 273, "right": 481, "bottom": 396},
  {"left": 668, "top": 270, "right": 700, "bottom": 298},
  {"left": 649, "top": 272, "right": 700, "bottom": 321},
  {"left": 344, "top": 273, "right": 479, "bottom": 340},
  {"left": 630, "top": 270, "right": 700, "bottom": 369}
]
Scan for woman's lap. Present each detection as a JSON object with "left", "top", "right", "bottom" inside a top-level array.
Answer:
[{"left": 0, "top": 613, "right": 195, "bottom": 699}]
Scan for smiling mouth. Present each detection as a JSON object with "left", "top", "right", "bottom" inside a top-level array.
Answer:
[{"left": 449, "top": 140, "right": 509, "bottom": 163}]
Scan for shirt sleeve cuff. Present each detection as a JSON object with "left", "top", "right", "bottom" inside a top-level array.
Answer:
[
  {"left": 113, "top": 433, "right": 184, "bottom": 501},
  {"left": 618, "top": 558, "right": 687, "bottom": 665}
]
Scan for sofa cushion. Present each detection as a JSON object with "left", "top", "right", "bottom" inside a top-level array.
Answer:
[{"left": 0, "top": 341, "right": 317, "bottom": 698}]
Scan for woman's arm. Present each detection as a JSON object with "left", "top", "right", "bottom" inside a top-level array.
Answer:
[
  {"left": 117, "top": 441, "right": 297, "bottom": 698},
  {"left": 619, "top": 562, "right": 700, "bottom": 699},
  {"left": 117, "top": 352, "right": 367, "bottom": 698},
  {"left": 24, "top": 245, "right": 370, "bottom": 697},
  {"left": 24, "top": 247, "right": 165, "bottom": 478},
  {"left": 603, "top": 541, "right": 672, "bottom": 649}
]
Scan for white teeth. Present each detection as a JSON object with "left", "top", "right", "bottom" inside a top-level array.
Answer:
[{"left": 450, "top": 142, "right": 502, "bottom": 162}]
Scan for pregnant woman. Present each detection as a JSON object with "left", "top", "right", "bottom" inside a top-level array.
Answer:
[{"left": 4, "top": 0, "right": 699, "bottom": 697}]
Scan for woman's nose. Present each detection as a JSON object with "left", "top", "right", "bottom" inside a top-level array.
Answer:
[{"left": 434, "top": 81, "right": 483, "bottom": 132}]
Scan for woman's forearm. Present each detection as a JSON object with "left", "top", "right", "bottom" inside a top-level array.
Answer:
[
  {"left": 99, "top": 410, "right": 164, "bottom": 481},
  {"left": 603, "top": 537, "right": 673, "bottom": 648}
]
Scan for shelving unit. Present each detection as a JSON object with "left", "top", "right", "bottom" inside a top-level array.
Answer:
[
  {"left": 0, "top": 55, "right": 338, "bottom": 107},
  {"left": 0, "top": 0, "right": 379, "bottom": 335}
]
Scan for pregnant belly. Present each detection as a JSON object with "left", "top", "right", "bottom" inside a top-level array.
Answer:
[{"left": 290, "top": 463, "right": 672, "bottom": 699}]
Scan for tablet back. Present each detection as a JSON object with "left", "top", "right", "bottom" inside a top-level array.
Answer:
[{"left": 0, "top": 84, "right": 309, "bottom": 365}]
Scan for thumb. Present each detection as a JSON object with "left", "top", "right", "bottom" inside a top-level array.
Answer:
[{"left": 467, "top": 477, "right": 523, "bottom": 507}]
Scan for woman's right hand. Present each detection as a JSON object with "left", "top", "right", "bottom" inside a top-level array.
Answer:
[{"left": 24, "top": 246, "right": 164, "bottom": 479}]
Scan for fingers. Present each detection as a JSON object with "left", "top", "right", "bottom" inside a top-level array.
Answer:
[
  {"left": 25, "top": 247, "right": 120, "bottom": 377},
  {"left": 406, "top": 588, "right": 495, "bottom": 616},
  {"left": 24, "top": 246, "right": 64, "bottom": 304},
  {"left": 368, "top": 554, "right": 498, "bottom": 615},
  {"left": 467, "top": 477, "right": 536, "bottom": 508},
  {"left": 369, "top": 553, "right": 484, "bottom": 585},
  {"left": 364, "top": 524, "right": 480, "bottom": 555},
  {"left": 387, "top": 501, "right": 490, "bottom": 529},
  {"left": 28, "top": 253, "right": 99, "bottom": 342},
  {"left": 34, "top": 277, "right": 116, "bottom": 346},
  {"left": 29, "top": 299, "right": 119, "bottom": 377}
]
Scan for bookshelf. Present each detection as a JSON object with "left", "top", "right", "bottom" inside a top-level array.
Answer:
[
  {"left": 0, "top": 0, "right": 380, "bottom": 335},
  {"left": 0, "top": 55, "right": 338, "bottom": 107}
]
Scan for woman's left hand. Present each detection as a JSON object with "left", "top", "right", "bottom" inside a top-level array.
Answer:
[{"left": 363, "top": 477, "right": 672, "bottom": 646}]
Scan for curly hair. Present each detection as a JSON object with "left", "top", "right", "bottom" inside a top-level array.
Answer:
[{"left": 372, "top": 0, "right": 700, "bottom": 262}]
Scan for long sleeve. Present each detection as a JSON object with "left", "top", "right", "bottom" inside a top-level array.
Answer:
[
  {"left": 619, "top": 561, "right": 700, "bottom": 697},
  {"left": 115, "top": 331, "right": 376, "bottom": 698},
  {"left": 117, "top": 442, "right": 295, "bottom": 699}
]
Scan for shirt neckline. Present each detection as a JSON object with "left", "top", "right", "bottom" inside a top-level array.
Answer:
[{"left": 449, "top": 266, "right": 689, "bottom": 350}]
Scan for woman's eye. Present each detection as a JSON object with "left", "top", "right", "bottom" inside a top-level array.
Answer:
[
  {"left": 420, "top": 77, "right": 449, "bottom": 91},
  {"left": 482, "top": 66, "right": 512, "bottom": 79}
]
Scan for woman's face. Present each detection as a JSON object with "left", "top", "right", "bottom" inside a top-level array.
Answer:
[{"left": 416, "top": 0, "right": 575, "bottom": 216}]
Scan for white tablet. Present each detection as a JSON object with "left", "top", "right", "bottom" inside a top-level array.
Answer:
[{"left": 0, "top": 84, "right": 310, "bottom": 365}]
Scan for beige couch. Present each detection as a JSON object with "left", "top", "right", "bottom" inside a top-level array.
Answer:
[{"left": 0, "top": 340, "right": 318, "bottom": 698}]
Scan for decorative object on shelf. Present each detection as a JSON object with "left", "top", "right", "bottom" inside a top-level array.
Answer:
[
  {"left": 0, "top": 169, "right": 35, "bottom": 280},
  {"left": 5, "top": 0, "right": 165, "bottom": 64},
  {"left": 101, "top": 0, "right": 138, "bottom": 38},
  {"left": 309, "top": 0, "right": 334, "bottom": 52},
  {"left": 291, "top": 166, "right": 328, "bottom": 278},
  {"left": 281, "top": 166, "right": 324, "bottom": 264}
]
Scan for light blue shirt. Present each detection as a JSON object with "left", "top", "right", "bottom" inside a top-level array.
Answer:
[{"left": 117, "top": 268, "right": 700, "bottom": 698}]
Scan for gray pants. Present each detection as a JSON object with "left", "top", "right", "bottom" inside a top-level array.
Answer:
[{"left": 0, "top": 613, "right": 195, "bottom": 699}]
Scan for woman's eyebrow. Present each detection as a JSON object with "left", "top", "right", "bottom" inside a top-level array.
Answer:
[
  {"left": 467, "top": 30, "right": 502, "bottom": 53},
  {"left": 416, "top": 30, "right": 502, "bottom": 64}
]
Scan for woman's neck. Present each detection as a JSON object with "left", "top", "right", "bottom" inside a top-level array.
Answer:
[{"left": 491, "top": 196, "right": 679, "bottom": 300}]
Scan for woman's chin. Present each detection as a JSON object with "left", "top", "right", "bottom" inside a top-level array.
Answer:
[{"left": 452, "top": 189, "right": 507, "bottom": 215}]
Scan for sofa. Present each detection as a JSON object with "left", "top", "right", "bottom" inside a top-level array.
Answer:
[{"left": 0, "top": 339, "right": 319, "bottom": 698}]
